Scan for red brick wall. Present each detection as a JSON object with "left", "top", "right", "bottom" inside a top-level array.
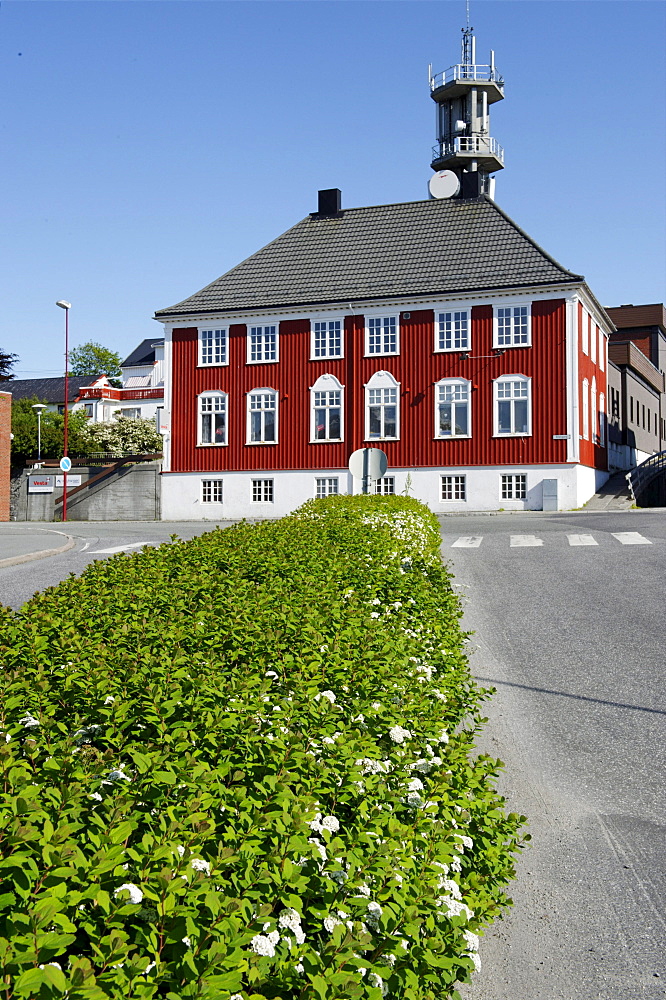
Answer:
[{"left": 0, "top": 392, "right": 11, "bottom": 521}]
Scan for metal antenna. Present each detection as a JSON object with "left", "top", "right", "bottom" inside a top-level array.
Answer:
[
  {"left": 462, "top": 0, "right": 474, "bottom": 64},
  {"left": 466, "top": 0, "right": 470, "bottom": 29}
]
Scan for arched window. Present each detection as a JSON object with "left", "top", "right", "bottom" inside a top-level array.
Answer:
[
  {"left": 365, "top": 371, "right": 400, "bottom": 441},
  {"left": 493, "top": 374, "right": 531, "bottom": 436},
  {"left": 247, "top": 388, "right": 278, "bottom": 444},
  {"left": 198, "top": 392, "right": 227, "bottom": 446},
  {"left": 310, "top": 374, "right": 343, "bottom": 442},
  {"left": 435, "top": 378, "right": 471, "bottom": 438}
]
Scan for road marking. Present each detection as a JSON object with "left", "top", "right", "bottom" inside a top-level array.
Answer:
[
  {"left": 611, "top": 532, "right": 652, "bottom": 546},
  {"left": 567, "top": 534, "right": 598, "bottom": 546},
  {"left": 90, "top": 542, "right": 153, "bottom": 555},
  {"left": 451, "top": 536, "right": 483, "bottom": 548},
  {"left": 510, "top": 535, "right": 543, "bottom": 547}
]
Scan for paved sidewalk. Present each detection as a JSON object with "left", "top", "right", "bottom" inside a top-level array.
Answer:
[{"left": 0, "top": 526, "right": 75, "bottom": 568}]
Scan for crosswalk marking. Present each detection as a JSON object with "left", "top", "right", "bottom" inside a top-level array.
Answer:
[
  {"left": 90, "top": 542, "right": 153, "bottom": 554},
  {"left": 451, "top": 536, "right": 483, "bottom": 548},
  {"left": 510, "top": 535, "right": 543, "bottom": 547},
  {"left": 567, "top": 534, "right": 598, "bottom": 546},
  {"left": 611, "top": 532, "right": 652, "bottom": 546}
]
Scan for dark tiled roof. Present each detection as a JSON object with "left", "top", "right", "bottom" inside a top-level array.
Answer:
[
  {"left": 5, "top": 377, "right": 97, "bottom": 404},
  {"left": 121, "top": 339, "right": 164, "bottom": 368},
  {"left": 155, "top": 195, "right": 583, "bottom": 320}
]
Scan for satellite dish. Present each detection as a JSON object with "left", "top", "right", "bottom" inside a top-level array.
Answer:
[{"left": 429, "top": 170, "right": 461, "bottom": 200}]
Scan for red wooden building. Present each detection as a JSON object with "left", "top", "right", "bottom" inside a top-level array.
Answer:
[{"left": 154, "top": 30, "right": 611, "bottom": 519}]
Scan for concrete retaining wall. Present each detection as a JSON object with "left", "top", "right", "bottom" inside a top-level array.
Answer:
[{"left": 16, "top": 462, "right": 162, "bottom": 521}]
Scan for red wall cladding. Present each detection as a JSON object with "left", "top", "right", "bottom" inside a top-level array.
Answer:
[
  {"left": 169, "top": 299, "right": 570, "bottom": 474},
  {"left": 578, "top": 302, "right": 608, "bottom": 471}
]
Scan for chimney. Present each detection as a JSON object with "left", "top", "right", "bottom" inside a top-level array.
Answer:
[{"left": 316, "top": 188, "right": 342, "bottom": 217}]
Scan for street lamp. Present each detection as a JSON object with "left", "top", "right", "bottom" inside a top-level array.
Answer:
[
  {"left": 56, "top": 300, "right": 72, "bottom": 520},
  {"left": 31, "top": 403, "right": 46, "bottom": 462}
]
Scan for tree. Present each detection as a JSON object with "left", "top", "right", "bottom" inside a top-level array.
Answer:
[
  {"left": 69, "top": 342, "right": 123, "bottom": 386},
  {"left": 79, "top": 416, "right": 163, "bottom": 456},
  {"left": 0, "top": 349, "right": 18, "bottom": 381},
  {"left": 10, "top": 397, "right": 89, "bottom": 464}
]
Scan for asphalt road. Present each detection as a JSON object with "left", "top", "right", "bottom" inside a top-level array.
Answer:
[
  {"left": 443, "top": 511, "right": 666, "bottom": 1000},
  {"left": 0, "top": 512, "right": 664, "bottom": 998}
]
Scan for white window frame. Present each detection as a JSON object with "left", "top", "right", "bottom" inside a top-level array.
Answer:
[
  {"left": 374, "top": 476, "right": 395, "bottom": 495},
  {"left": 252, "top": 478, "right": 274, "bottom": 503},
  {"left": 364, "top": 313, "right": 400, "bottom": 357},
  {"left": 435, "top": 378, "right": 472, "bottom": 439},
  {"left": 310, "top": 374, "right": 344, "bottom": 443},
  {"left": 493, "top": 374, "right": 532, "bottom": 437},
  {"left": 315, "top": 477, "right": 339, "bottom": 498},
  {"left": 201, "top": 479, "right": 223, "bottom": 504},
  {"left": 500, "top": 473, "right": 527, "bottom": 500},
  {"left": 247, "top": 388, "right": 278, "bottom": 445},
  {"left": 581, "top": 311, "right": 589, "bottom": 355},
  {"left": 247, "top": 323, "right": 279, "bottom": 364},
  {"left": 365, "top": 370, "right": 400, "bottom": 441},
  {"left": 441, "top": 475, "right": 467, "bottom": 502},
  {"left": 582, "top": 378, "right": 589, "bottom": 440},
  {"left": 591, "top": 377, "right": 598, "bottom": 443},
  {"left": 198, "top": 391, "right": 227, "bottom": 446},
  {"left": 599, "top": 329, "right": 605, "bottom": 371},
  {"left": 198, "top": 327, "right": 228, "bottom": 367},
  {"left": 590, "top": 321, "right": 597, "bottom": 364},
  {"left": 599, "top": 393, "right": 606, "bottom": 447},
  {"left": 311, "top": 317, "right": 344, "bottom": 360},
  {"left": 493, "top": 303, "right": 531, "bottom": 348},
  {"left": 435, "top": 307, "right": 470, "bottom": 352}
]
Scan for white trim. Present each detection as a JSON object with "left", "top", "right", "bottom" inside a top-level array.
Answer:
[
  {"left": 310, "top": 316, "right": 344, "bottom": 360},
  {"left": 155, "top": 283, "right": 582, "bottom": 330},
  {"left": 440, "top": 473, "right": 467, "bottom": 502},
  {"left": 565, "top": 295, "right": 580, "bottom": 463},
  {"left": 364, "top": 370, "right": 400, "bottom": 441},
  {"left": 160, "top": 326, "right": 173, "bottom": 471},
  {"left": 434, "top": 377, "right": 472, "bottom": 439},
  {"left": 582, "top": 378, "right": 589, "bottom": 440},
  {"left": 309, "top": 373, "right": 344, "bottom": 443},
  {"left": 364, "top": 311, "right": 400, "bottom": 357},
  {"left": 201, "top": 478, "right": 224, "bottom": 504},
  {"left": 246, "top": 387, "right": 279, "bottom": 445},
  {"left": 246, "top": 322, "right": 279, "bottom": 365},
  {"left": 493, "top": 373, "right": 532, "bottom": 437},
  {"left": 493, "top": 302, "right": 532, "bottom": 349}
]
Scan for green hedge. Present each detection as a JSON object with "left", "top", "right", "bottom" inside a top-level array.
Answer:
[{"left": 0, "top": 496, "right": 526, "bottom": 1000}]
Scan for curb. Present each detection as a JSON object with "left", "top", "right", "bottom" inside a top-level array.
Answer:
[{"left": 0, "top": 531, "right": 76, "bottom": 569}]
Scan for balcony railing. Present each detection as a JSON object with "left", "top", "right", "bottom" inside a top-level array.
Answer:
[
  {"left": 78, "top": 386, "right": 164, "bottom": 402},
  {"left": 430, "top": 64, "right": 504, "bottom": 91},
  {"left": 431, "top": 135, "right": 504, "bottom": 163},
  {"left": 626, "top": 450, "right": 666, "bottom": 502}
]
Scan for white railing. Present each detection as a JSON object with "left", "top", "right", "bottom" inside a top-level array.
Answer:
[
  {"left": 626, "top": 450, "right": 666, "bottom": 502},
  {"left": 430, "top": 64, "right": 503, "bottom": 91},
  {"left": 431, "top": 136, "right": 504, "bottom": 163}
]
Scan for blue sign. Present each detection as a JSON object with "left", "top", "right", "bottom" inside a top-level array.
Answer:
[{"left": 59, "top": 456, "right": 72, "bottom": 473}]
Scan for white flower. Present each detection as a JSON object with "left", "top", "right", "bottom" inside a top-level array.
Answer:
[
  {"left": 279, "top": 908, "right": 302, "bottom": 932},
  {"left": 250, "top": 934, "right": 276, "bottom": 957},
  {"left": 104, "top": 695, "right": 115, "bottom": 705},
  {"left": 406, "top": 777, "right": 423, "bottom": 792},
  {"left": 114, "top": 883, "right": 143, "bottom": 904},
  {"left": 107, "top": 769, "right": 131, "bottom": 782},
  {"left": 432, "top": 688, "right": 447, "bottom": 701},
  {"left": 366, "top": 901, "right": 382, "bottom": 927},
  {"left": 182, "top": 936, "right": 192, "bottom": 948},
  {"left": 438, "top": 895, "right": 473, "bottom": 920},
  {"left": 370, "top": 612, "right": 380, "bottom": 619},
  {"left": 456, "top": 834, "right": 473, "bottom": 851},
  {"left": 265, "top": 670, "right": 278, "bottom": 679},
  {"left": 355, "top": 884, "right": 371, "bottom": 897},
  {"left": 144, "top": 962, "right": 156, "bottom": 975},
  {"left": 470, "top": 951, "right": 482, "bottom": 971},
  {"left": 372, "top": 701, "right": 382, "bottom": 710},
  {"left": 410, "top": 757, "right": 440, "bottom": 774},
  {"left": 308, "top": 837, "right": 327, "bottom": 861},
  {"left": 356, "top": 758, "right": 388, "bottom": 774},
  {"left": 438, "top": 878, "right": 462, "bottom": 898},
  {"left": 404, "top": 791, "right": 424, "bottom": 808},
  {"left": 415, "top": 664, "right": 434, "bottom": 681},
  {"left": 438, "top": 730, "right": 450, "bottom": 744},
  {"left": 463, "top": 929, "right": 480, "bottom": 952},
  {"left": 321, "top": 736, "right": 336, "bottom": 745},
  {"left": 176, "top": 845, "right": 185, "bottom": 856},
  {"left": 295, "top": 963, "right": 305, "bottom": 974},
  {"left": 38, "top": 962, "right": 61, "bottom": 971},
  {"left": 19, "top": 713, "right": 40, "bottom": 729},
  {"left": 450, "top": 854, "right": 462, "bottom": 872},
  {"left": 89, "top": 792, "right": 103, "bottom": 802},
  {"left": 315, "top": 690, "right": 336, "bottom": 704},
  {"left": 266, "top": 929, "right": 280, "bottom": 946},
  {"left": 191, "top": 858, "right": 210, "bottom": 874},
  {"left": 323, "top": 915, "right": 341, "bottom": 933},
  {"left": 371, "top": 597, "right": 381, "bottom": 605},
  {"left": 369, "top": 972, "right": 387, "bottom": 995},
  {"left": 320, "top": 815, "right": 340, "bottom": 833},
  {"left": 388, "top": 725, "right": 412, "bottom": 743}
]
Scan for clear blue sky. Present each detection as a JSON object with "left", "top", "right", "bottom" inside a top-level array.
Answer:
[{"left": 2, "top": 0, "right": 664, "bottom": 377}]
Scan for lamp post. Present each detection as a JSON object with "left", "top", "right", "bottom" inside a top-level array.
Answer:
[
  {"left": 56, "top": 300, "right": 71, "bottom": 521},
  {"left": 31, "top": 403, "right": 46, "bottom": 462}
]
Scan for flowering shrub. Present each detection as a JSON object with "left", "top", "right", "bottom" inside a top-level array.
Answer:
[
  {"left": 0, "top": 495, "right": 527, "bottom": 999},
  {"left": 79, "top": 416, "right": 163, "bottom": 455}
]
